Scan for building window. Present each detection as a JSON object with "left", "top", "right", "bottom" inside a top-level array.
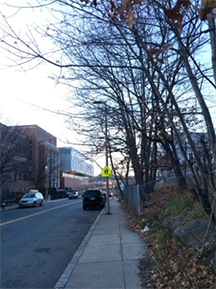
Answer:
[
  {"left": 61, "top": 148, "right": 70, "bottom": 155},
  {"left": 29, "top": 141, "right": 32, "bottom": 148},
  {"left": 12, "top": 171, "right": 16, "bottom": 181},
  {"left": 29, "top": 166, "right": 32, "bottom": 172}
]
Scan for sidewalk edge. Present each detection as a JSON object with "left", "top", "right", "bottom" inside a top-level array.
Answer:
[{"left": 54, "top": 208, "right": 105, "bottom": 289}]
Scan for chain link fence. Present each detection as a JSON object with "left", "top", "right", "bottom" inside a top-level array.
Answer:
[
  {"left": 122, "top": 184, "right": 141, "bottom": 216},
  {"left": 122, "top": 176, "right": 181, "bottom": 216}
]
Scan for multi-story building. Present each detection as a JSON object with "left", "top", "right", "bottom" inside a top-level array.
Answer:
[
  {"left": 0, "top": 123, "right": 95, "bottom": 200},
  {"left": 59, "top": 147, "right": 94, "bottom": 193},
  {"left": 0, "top": 123, "right": 30, "bottom": 196},
  {"left": 15, "top": 125, "right": 60, "bottom": 191}
]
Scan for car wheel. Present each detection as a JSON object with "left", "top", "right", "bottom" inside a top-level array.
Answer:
[
  {"left": 40, "top": 201, "right": 43, "bottom": 206},
  {"left": 33, "top": 202, "right": 36, "bottom": 207},
  {"left": 83, "top": 205, "right": 86, "bottom": 210}
]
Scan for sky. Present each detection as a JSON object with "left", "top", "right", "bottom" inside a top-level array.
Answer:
[
  {"left": 0, "top": 60, "right": 73, "bottom": 146},
  {"left": 0, "top": 1, "right": 73, "bottom": 146},
  {"left": 0, "top": 0, "right": 105, "bottom": 175}
]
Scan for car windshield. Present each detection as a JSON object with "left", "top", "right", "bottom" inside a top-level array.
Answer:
[
  {"left": 23, "top": 193, "right": 35, "bottom": 198},
  {"left": 85, "top": 191, "right": 101, "bottom": 197}
]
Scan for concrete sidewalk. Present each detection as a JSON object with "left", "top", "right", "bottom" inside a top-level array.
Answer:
[{"left": 55, "top": 197, "right": 147, "bottom": 289}]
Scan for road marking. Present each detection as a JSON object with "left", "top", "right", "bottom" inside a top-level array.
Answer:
[{"left": 0, "top": 201, "right": 80, "bottom": 227}]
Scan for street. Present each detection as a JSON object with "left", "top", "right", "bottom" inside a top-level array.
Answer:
[{"left": 0, "top": 198, "right": 101, "bottom": 288}]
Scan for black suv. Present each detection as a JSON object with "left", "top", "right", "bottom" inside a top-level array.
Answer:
[{"left": 82, "top": 190, "right": 105, "bottom": 210}]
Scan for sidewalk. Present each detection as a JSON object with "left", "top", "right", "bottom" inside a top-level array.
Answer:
[{"left": 55, "top": 197, "right": 147, "bottom": 289}]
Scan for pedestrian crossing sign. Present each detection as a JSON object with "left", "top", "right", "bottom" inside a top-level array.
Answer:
[{"left": 101, "top": 166, "right": 112, "bottom": 177}]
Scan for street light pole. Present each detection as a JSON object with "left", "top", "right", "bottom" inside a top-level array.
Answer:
[
  {"left": 45, "top": 165, "right": 48, "bottom": 202},
  {"left": 94, "top": 101, "right": 110, "bottom": 214},
  {"left": 105, "top": 103, "right": 110, "bottom": 214}
]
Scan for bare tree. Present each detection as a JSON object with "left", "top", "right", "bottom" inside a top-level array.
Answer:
[
  {"left": 0, "top": 0, "right": 215, "bottom": 222},
  {"left": 0, "top": 123, "right": 28, "bottom": 198}
]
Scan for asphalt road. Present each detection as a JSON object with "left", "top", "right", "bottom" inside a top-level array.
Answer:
[{"left": 0, "top": 198, "right": 101, "bottom": 289}]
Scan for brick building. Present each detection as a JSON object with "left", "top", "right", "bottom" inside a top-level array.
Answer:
[
  {"left": 0, "top": 123, "right": 30, "bottom": 196},
  {"left": 15, "top": 125, "right": 60, "bottom": 191},
  {"left": 1, "top": 123, "right": 95, "bottom": 200}
]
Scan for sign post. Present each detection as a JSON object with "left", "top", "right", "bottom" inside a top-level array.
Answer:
[
  {"left": 101, "top": 166, "right": 112, "bottom": 214},
  {"left": 94, "top": 101, "right": 111, "bottom": 214}
]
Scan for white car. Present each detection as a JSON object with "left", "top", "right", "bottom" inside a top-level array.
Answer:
[
  {"left": 19, "top": 192, "right": 44, "bottom": 208},
  {"left": 68, "top": 190, "right": 79, "bottom": 199}
]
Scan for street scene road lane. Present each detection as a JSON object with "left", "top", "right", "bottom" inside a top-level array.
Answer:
[
  {"left": 1, "top": 199, "right": 101, "bottom": 289},
  {"left": 0, "top": 201, "right": 79, "bottom": 226}
]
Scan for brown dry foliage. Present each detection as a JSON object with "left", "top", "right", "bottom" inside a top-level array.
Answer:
[{"left": 121, "top": 187, "right": 216, "bottom": 289}]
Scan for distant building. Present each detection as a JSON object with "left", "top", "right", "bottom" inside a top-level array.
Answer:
[
  {"left": 0, "top": 123, "right": 30, "bottom": 196},
  {"left": 0, "top": 123, "right": 95, "bottom": 200},
  {"left": 59, "top": 147, "right": 94, "bottom": 192},
  {"left": 14, "top": 125, "right": 60, "bottom": 191}
]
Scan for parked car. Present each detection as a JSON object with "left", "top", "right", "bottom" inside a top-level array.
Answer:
[
  {"left": 19, "top": 192, "right": 44, "bottom": 208},
  {"left": 82, "top": 189, "right": 105, "bottom": 210},
  {"left": 56, "top": 189, "right": 71, "bottom": 198},
  {"left": 68, "top": 190, "right": 79, "bottom": 199}
]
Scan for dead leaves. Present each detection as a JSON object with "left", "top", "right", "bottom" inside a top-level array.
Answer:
[
  {"left": 163, "top": 0, "right": 216, "bottom": 27},
  {"left": 83, "top": 0, "right": 216, "bottom": 28},
  {"left": 107, "top": 0, "right": 216, "bottom": 28},
  {"left": 145, "top": 43, "right": 174, "bottom": 64},
  {"left": 108, "top": 0, "right": 148, "bottom": 28},
  {"left": 193, "top": 0, "right": 216, "bottom": 20},
  {"left": 130, "top": 188, "right": 216, "bottom": 289},
  {"left": 124, "top": 11, "right": 136, "bottom": 28},
  {"left": 163, "top": 0, "right": 191, "bottom": 29}
]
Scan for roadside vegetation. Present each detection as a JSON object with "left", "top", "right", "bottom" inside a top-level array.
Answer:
[{"left": 122, "top": 184, "right": 216, "bottom": 288}]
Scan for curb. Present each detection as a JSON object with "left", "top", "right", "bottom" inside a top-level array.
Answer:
[{"left": 54, "top": 207, "right": 105, "bottom": 289}]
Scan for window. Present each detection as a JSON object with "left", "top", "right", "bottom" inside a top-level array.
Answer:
[{"left": 12, "top": 171, "right": 16, "bottom": 181}]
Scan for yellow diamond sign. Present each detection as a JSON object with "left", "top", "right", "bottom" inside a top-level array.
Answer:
[{"left": 101, "top": 166, "right": 112, "bottom": 177}]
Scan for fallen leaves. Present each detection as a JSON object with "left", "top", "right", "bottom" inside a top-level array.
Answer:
[{"left": 121, "top": 187, "right": 216, "bottom": 289}]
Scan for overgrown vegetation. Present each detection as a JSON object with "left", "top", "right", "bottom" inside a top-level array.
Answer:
[
  {"left": 121, "top": 186, "right": 216, "bottom": 288},
  {"left": 163, "top": 194, "right": 194, "bottom": 217}
]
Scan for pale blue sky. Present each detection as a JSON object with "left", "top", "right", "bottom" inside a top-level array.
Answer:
[{"left": 0, "top": 0, "right": 75, "bottom": 147}]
